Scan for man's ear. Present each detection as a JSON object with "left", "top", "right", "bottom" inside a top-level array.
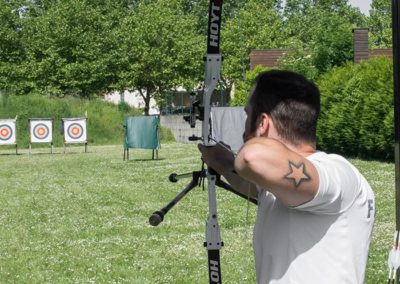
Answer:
[{"left": 257, "top": 113, "right": 270, "bottom": 136}]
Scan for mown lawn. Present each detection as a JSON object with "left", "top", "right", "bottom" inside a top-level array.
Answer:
[{"left": 0, "top": 143, "right": 395, "bottom": 283}]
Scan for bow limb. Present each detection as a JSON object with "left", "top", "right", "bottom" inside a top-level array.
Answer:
[
  {"left": 203, "top": 2, "right": 224, "bottom": 284},
  {"left": 203, "top": 0, "right": 223, "bottom": 146}
]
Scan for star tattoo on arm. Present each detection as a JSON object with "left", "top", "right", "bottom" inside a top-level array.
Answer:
[{"left": 284, "top": 161, "right": 311, "bottom": 187}]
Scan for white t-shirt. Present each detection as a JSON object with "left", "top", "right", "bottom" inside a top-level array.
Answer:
[{"left": 253, "top": 151, "right": 375, "bottom": 284}]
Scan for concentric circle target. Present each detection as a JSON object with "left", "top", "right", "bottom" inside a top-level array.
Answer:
[
  {"left": 67, "top": 123, "right": 84, "bottom": 139},
  {"left": 33, "top": 123, "right": 50, "bottom": 140},
  {"left": 0, "top": 124, "right": 12, "bottom": 141}
]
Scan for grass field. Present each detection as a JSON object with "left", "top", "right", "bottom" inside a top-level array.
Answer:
[{"left": 0, "top": 143, "right": 395, "bottom": 283}]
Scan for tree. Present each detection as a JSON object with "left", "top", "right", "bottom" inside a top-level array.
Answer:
[
  {"left": 179, "top": 0, "right": 281, "bottom": 35},
  {"left": 118, "top": 0, "right": 204, "bottom": 115},
  {"left": 20, "top": 0, "right": 127, "bottom": 97},
  {"left": 280, "top": 0, "right": 365, "bottom": 78},
  {"left": 368, "top": 0, "right": 392, "bottom": 48},
  {"left": 0, "top": 0, "right": 25, "bottom": 93},
  {"left": 221, "top": 0, "right": 286, "bottom": 86},
  {"left": 284, "top": 0, "right": 364, "bottom": 39}
]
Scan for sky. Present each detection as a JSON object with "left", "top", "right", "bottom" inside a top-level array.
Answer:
[
  {"left": 281, "top": 1, "right": 373, "bottom": 16},
  {"left": 348, "top": 0, "right": 372, "bottom": 15}
]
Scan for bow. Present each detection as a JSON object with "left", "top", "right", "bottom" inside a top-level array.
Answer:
[
  {"left": 202, "top": 1, "right": 224, "bottom": 283},
  {"left": 149, "top": 1, "right": 225, "bottom": 283}
]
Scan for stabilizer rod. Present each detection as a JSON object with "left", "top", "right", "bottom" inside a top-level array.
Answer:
[{"left": 149, "top": 171, "right": 204, "bottom": 226}]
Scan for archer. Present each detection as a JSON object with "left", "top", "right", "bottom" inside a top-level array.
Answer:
[{"left": 199, "top": 70, "right": 375, "bottom": 283}]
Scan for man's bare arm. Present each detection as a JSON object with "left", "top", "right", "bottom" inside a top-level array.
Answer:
[{"left": 235, "top": 138, "right": 319, "bottom": 207}]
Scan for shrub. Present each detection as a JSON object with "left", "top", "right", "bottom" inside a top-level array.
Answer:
[
  {"left": 0, "top": 94, "right": 142, "bottom": 148},
  {"left": 230, "top": 65, "right": 270, "bottom": 106},
  {"left": 317, "top": 57, "right": 393, "bottom": 160},
  {"left": 232, "top": 57, "right": 394, "bottom": 160},
  {"left": 159, "top": 126, "right": 176, "bottom": 143},
  {"left": 278, "top": 48, "right": 319, "bottom": 81}
]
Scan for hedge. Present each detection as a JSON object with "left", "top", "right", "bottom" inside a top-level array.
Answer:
[
  {"left": 233, "top": 57, "right": 394, "bottom": 160},
  {"left": 317, "top": 57, "right": 393, "bottom": 160}
]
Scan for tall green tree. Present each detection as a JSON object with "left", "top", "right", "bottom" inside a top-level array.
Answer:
[
  {"left": 280, "top": 0, "right": 365, "bottom": 78},
  {"left": 0, "top": 0, "right": 25, "bottom": 93},
  {"left": 20, "top": 0, "right": 126, "bottom": 97},
  {"left": 118, "top": 0, "right": 204, "bottom": 115},
  {"left": 368, "top": 0, "right": 391, "bottom": 48},
  {"left": 221, "top": 0, "right": 286, "bottom": 87},
  {"left": 181, "top": 0, "right": 282, "bottom": 33}
]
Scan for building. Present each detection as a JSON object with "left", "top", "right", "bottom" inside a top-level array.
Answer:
[
  {"left": 104, "top": 90, "right": 160, "bottom": 115},
  {"left": 249, "top": 28, "right": 393, "bottom": 69}
]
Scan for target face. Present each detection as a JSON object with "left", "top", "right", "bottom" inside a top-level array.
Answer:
[
  {"left": 0, "top": 125, "right": 12, "bottom": 140},
  {"left": 33, "top": 124, "right": 49, "bottom": 139},
  {"left": 0, "top": 120, "right": 16, "bottom": 145},
  {"left": 64, "top": 119, "right": 87, "bottom": 143},
  {"left": 30, "top": 120, "right": 53, "bottom": 143}
]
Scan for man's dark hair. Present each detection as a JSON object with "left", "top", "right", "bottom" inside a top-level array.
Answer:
[{"left": 250, "top": 70, "right": 320, "bottom": 145}]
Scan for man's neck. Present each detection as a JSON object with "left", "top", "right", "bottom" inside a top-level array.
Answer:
[
  {"left": 263, "top": 130, "right": 316, "bottom": 157},
  {"left": 274, "top": 136, "right": 316, "bottom": 158}
]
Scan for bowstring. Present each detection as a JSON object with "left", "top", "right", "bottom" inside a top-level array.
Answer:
[
  {"left": 239, "top": 183, "right": 253, "bottom": 284},
  {"left": 237, "top": 3, "right": 248, "bottom": 96},
  {"left": 235, "top": 3, "right": 253, "bottom": 283},
  {"left": 207, "top": 2, "right": 251, "bottom": 280},
  {"left": 208, "top": 137, "right": 253, "bottom": 283}
]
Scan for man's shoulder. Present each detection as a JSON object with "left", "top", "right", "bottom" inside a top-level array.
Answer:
[{"left": 308, "top": 151, "right": 354, "bottom": 169}]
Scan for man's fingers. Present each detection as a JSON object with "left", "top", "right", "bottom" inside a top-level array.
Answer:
[{"left": 218, "top": 141, "right": 231, "bottom": 150}]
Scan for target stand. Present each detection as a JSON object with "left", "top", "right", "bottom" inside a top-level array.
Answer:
[
  {"left": 28, "top": 118, "right": 53, "bottom": 154},
  {"left": 123, "top": 116, "right": 160, "bottom": 160},
  {"left": 61, "top": 118, "right": 88, "bottom": 153},
  {"left": 0, "top": 118, "right": 18, "bottom": 154}
]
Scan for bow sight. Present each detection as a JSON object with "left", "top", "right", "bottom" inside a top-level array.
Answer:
[{"left": 183, "top": 92, "right": 204, "bottom": 129}]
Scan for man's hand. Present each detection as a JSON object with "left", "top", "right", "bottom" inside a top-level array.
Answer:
[
  {"left": 198, "top": 142, "right": 235, "bottom": 176},
  {"left": 198, "top": 142, "right": 259, "bottom": 201}
]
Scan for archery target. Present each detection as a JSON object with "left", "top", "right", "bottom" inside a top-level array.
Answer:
[
  {"left": 30, "top": 119, "right": 53, "bottom": 143},
  {"left": 0, "top": 120, "right": 16, "bottom": 145},
  {"left": 64, "top": 119, "right": 87, "bottom": 143}
]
